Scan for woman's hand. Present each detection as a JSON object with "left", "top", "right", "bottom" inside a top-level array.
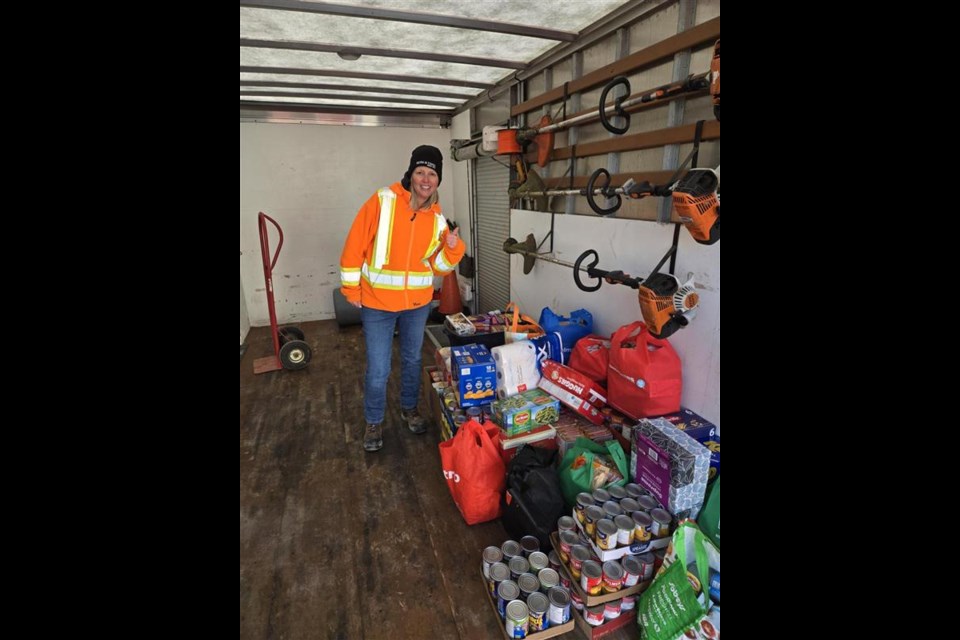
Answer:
[
  {"left": 351, "top": 301, "right": 362, "bottom": 308},
  {"left": 446, "top": 226, "right": 460, "bottom": 249}
]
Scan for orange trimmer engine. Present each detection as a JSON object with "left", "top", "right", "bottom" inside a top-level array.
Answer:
[
  {"left": 637, "top": 273, "right": 700, "bottom": 339},
  {"left": 672, "top": 168, "right": 720, "bottom": 245}
]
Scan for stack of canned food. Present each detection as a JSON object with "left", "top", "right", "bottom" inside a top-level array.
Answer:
[
  {"left": 482, "top": 536, "right": 572, "bottom": 637},
  {"left": 573, "top": 484, "right": 673, "bottom": 550}
]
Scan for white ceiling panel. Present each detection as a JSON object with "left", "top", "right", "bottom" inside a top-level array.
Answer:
[
  {"left": 240, "top": 48, "right": 512, "bottom": 84},
  {"left": 240, "top": 0, "right": 636, "bottom": 115}
]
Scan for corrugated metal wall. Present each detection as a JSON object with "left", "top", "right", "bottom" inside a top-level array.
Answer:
[{"left": 474, "top": 156, "right": 510, "bottom": 313}]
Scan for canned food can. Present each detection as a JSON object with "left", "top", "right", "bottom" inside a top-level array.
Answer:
[
  {"left": 575, "top": 493, "right": 594, "bottom": 523},
  {"left": 518, "top": 573, "right": 540, "bottom": 600},
  {"left": 526, "top": 592, "right": 550, "bottom": 631},
  {"left": 607, "top": 485, "right": 626, "bottom": 501},
  {"left": 585, "top": 605, "right": 606, "bottom": 626},
  {"left": 604, "top": 599, "right": 622, "bottom": 620},
  {"left": 548, "top": 550, "right": 561, "bottom": 573},
  {"left": 501, "top": 540, "right": 521, "bottom": 562},
  {"left": 569, "top": 588, "right": 584, "bottom": 611},
  {"left": 614, "top": 514, "right": 635, "bottom": 546},
  {"left": 637, "top": 495, "right": 659, "bottom": 511},
  {"left": 621, "top": 555, "right": 642, "bottom": 587},
  {"left": 601, "top": 561, "right": 624, "bottom": 593},
  {"left": 592, "top": 488, "right": 611, "bottom": 506},
  {"left": 466, "top": 406, "right": 482, "bottom": 419},
  {"left": 620, "top": 594, "right": 636, "bottom": 611},
  {"left": 528, "top": 551, "right": 549, "bottom": 573},
  {"left": 624, "top": 483, "right": 645, "bottom": 499},
  {"left": 584, "top": 505, "right": 604, "bottom": 537},
  {"left": 637, "top": 552, "right": 657, "bottom": 581},
  {"left": 580, "top": 560, "right": 603, "bottom": 595},
  {"left": 569, "top": 545, "right": 591, "bottom": 580},
  {"left": 509, "top": 556, "right": 530, "bottom": 580},
  {"left": 557, "top": 530, "right": 578, "bottom": 563},
  {"left": 537, "top": 568, "right": 559, "bottom": 593},
  {"left": 631, "top": 510, "right": 653, "bottom": 542},
  {"left": 619, "top": 497, "right": 640, "bottom": 514},
  {"left": 595, "top": 518, "right": 619, "bottom": 550},
  {"left": 602, "top": 500, "right": 623, "bottom": 519},
  {"left": 520, "top": 535, "right": 540, "bottom": 557},
  {"left": 709, "top": 569, "right": 720, "bottom": 604},
  {"left": 483, "top": 546, "right": 503, "bottom": 578},
  {"left": 505, "top": 600, "right": 529, "bottom": 638},
  {"left": 547, "top": 587, "right": 571, "bottom": 625},
  {"left": 489, "top": 562, "right": 511, "bottom": 596},
  {"left": 497, "top": 580, "right": 519, "bottom": 619},
  {"left": 557, "top": 515, "right": 576, "bottom": 534},
  {"left": 650, "top": 508, "right": 672, "bottom": 538}
]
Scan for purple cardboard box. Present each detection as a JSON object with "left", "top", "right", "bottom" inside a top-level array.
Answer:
[{"left": 657, "top": 408, "right": 720, "bottom": 482}]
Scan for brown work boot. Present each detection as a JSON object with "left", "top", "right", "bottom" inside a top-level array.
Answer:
[
  {"left": 363, "top": 423, "right": 383, "bottom": 452},
  {"left": 400, "top": 407, "right": 427, "bottom": 435}
]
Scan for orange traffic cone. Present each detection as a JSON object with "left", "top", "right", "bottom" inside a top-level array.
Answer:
[{"left": 438, "top": 270, "right": 463, "bottom": 315}]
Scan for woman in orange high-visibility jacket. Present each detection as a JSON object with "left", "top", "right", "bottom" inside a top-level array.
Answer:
[{"left": 340, "top": 145, "right": 465, "bottom": 452}]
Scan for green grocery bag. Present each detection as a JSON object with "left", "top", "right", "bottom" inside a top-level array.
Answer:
[
  {"left": 637, "top": 522, "right": 720, "bottom": 640},
  {"left": 697, "top": 476, "right": 720, "bottom": 549},
  {"left": 557, "top": 436, "right": 628, "bottom": 506}
]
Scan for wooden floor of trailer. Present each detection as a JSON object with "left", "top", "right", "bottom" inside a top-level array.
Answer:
[{"left": 240, "top": 320, "right": 637, "bottom": 640}]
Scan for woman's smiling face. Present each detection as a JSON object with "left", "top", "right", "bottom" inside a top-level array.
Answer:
[{"left": 411, "top": 166, "right": 439, "bottom": 200}]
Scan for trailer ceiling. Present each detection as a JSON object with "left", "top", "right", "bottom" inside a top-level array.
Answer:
[{"left": 240, "top": 0, "right": 640, "bottom": 121}]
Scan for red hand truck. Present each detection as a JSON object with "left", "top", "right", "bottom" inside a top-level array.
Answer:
[{"left": 253, "top": 212, "right": 312, "bottom": 374}]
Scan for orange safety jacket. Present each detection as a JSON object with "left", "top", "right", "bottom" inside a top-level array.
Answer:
[{"left": 340, "top": 182, "right": 465, "bottom": 312}]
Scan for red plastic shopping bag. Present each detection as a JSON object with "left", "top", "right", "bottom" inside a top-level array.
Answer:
[
  {"left": 438, "top": 419, "right": 506, "bottom": 524},
  {"left": 607, "top": 321, "right": 682, "bottom": 419},
  {"left": 568, "top": 334, "right": 611, "bottom": 383}
]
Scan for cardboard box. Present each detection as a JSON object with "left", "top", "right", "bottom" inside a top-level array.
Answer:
[
  {"left": 480, "top": 568, "right": 574, "bottom": 639},
  {"left": 570, "top": 600, "right": 637, "bottom": 639},
  {"left": 538, "top": 360, "right": 607, "bottom": 425},
  {"left": 631, "top": 417, "right": 711, "bottom": 521},
  {"left": 492, "top": 388, "right": 561, "bottom": 436},
  {"left": 549, "top": 531, "right": 651, "bottom": 606},
  {"left": 649, "top": 408, "right": 721, "bottom": 482},
  {"left": 451, "top": 344, "right": 497, "bottom": 407},
  {"left": 567, "top": 512, "right": 669, "bottom": 562},
  {"left": 654, "top": 407, "right": 718, "bottom": 442}
]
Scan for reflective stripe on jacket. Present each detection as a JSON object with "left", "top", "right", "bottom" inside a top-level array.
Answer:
[{"left": 340, "top": 182, "right": 465, "bottom": 312}]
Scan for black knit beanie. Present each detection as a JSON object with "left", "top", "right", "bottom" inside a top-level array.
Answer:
[{"left": 401, "top": 145, "right": 443, "bottom": 190}]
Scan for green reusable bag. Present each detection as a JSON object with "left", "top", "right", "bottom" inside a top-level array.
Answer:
[
  {"left": 637, "top": 522, "right": 719, "bottom": 640},
  {"left": 697, "top": 476, "right": 720, "bottom": 549},
  {"left": 557, "top": 436, "right": 628, "bottom": 506}
]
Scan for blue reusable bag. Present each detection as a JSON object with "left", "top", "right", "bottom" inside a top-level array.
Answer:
[{"left": 534, "top": 308, "right": 593, "bottom": 367}]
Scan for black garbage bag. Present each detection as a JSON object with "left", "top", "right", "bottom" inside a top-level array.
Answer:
[{"left": 500, "top": 445, "right": 566, "bottom": 549}]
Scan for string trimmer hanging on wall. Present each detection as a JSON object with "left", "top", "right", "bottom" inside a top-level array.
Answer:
[
  {"left": 502, "top": 237, "right": 700, "bottom": 339},
  {"left": 573, "top": 247, "right": 700, "bottom": 339}
]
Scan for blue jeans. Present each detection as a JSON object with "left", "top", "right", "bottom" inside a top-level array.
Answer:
[{"left": 361, "top": 303, "right": 431, "bottom": 425}]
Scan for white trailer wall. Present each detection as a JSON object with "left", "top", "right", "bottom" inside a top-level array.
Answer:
[{"left": 240, "top": 123, "right": 452, "bottom": 326}]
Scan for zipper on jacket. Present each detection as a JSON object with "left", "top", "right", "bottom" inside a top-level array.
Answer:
[{"left": 404, "top": 214, "right": 415, "bottom": 308}]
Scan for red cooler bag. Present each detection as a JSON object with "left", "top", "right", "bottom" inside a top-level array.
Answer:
[
  {"left": 438, "top": 419, "right": 506, "bottom": 525},
  {"left": 607, "top": 321, "right": 682, "bottom": 419}
]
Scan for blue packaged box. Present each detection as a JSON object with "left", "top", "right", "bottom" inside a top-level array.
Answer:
[
  {"left": 451, "top": 343, "right": 497, "bottom": 407},
  {"left": 656, "top": 407, "right": 718, "bottom": 441},
  {"left": 657, "top": 408, "right": 720, "bottom": 481}
]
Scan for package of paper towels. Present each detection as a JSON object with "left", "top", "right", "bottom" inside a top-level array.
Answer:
[{"left": 491, "top": 341, "right": 541, "bottom": 399}]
